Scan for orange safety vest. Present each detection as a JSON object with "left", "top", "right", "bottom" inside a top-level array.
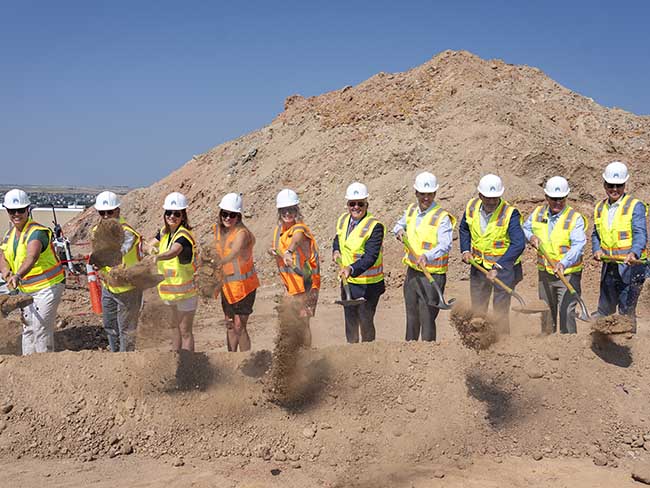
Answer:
[
  {"left": 213, "top": 224, "right": 260, "bottom": 304},
  {"left": 272, "top": 222, "right": 321, "bottom": 295}
]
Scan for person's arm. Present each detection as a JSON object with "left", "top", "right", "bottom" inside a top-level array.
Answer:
[
  {"left": 332, "top": 234, "right": 341, "bottom": 263},
  {"left": 423, "top": 216, "right": 452, "bottom": 261},
  {"left": 392, "top": 210, "right": 407, "bottom": 240},
  {"left": 0, "top": 254, "right": 11, "bottom": 281},
  {"left": 496, "top": 210, "right": 525, "bottom": 268},
  {"left": 459, "top": 212, "right": 470, "bottom": 253},
  {"left": 349, "top": 225, "right": 384, "bottom": 277},
  {"left": 284, "top": 229, "right": 305, "bottom": 267},
  {"left": 220, "top": 230, "right": 248, "bottom": 264},
  {"left": 522, "top": 213, "right": 534, "bottom": 242},
  {"left": 559, "top": 215, "right": 586, "bottom": 269},
  {"left": 155, "top": 242, "right": 183, "bottom": 261},
  {"left": 630, "top": 201, "right": 647, "bottom": 259}
]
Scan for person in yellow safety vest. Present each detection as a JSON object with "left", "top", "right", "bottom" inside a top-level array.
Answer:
[
  {"left": 394, "top": 172, "right": 455, "bottom": 342},
  {"left": 213, "top": 192, "right": 260, "bottom": 352},
  {"left": 592, "top": 161, "right": 647, "bottom": 332},
  {"left": 154, "top": 192, "right": 199, "bottom": 352},
  {"left": 459, "top": 174, "right": 525, "bottom": 333},
  {"left": 333, "top": 182, "right": 385, "bottom": 343},
  {"left": 523, "top": 177, "right": 587, "bottom": 334},
  {"left": 268, "top": 189, "right": 321, "bottom": 347},
  {"left": 0, "top": 189, "right": 65, "bottom": 354},
  {"left": 93, "top": 191, "right": 143, "bottom": 352}
]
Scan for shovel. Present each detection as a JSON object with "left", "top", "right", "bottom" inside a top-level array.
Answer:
[
  {"left": 334, "top": 258, "right": 366, "bottom": 307},
  {"left": 537, "top": 245, "right": 590, "bottom": 322},
  {"left": 600, "top": 255, "right": 649, "bottom": 266},
  {"left": 468, "top": 258, "right": 548, "bottom": 314},
  {"left": 401, "top": 236, "right": 455, "bottom": 310}
]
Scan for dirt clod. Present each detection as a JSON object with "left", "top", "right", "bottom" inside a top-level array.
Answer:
[
  {"left": 196, "top": 245, "right": 223, "bottom": 299},
  {"left": 103, "top": 256, "right": 163, "bottom": 290},
  {"left": 0, "top": 294, "right": 33, "bottom": 316},
  {"left": 450, "top": 302, "right": 497, "bottom": 351},
  {"left": 89, "top": 219, "right": 124, "bottom": 268},
  {"left": 591, "top": 315, "right": 634, "bottom": 335}
]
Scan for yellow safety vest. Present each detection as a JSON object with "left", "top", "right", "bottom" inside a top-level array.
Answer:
[
  {"left": 402, "top": 203, "right": 457, "bottom": 274},
  {"left": 336, "top": 212, "right": 384, "bottom": 285},
  {"left": 93, "top": 217, "right": 142, "bottom": 294},
  {"left": 594, "top": 194, "right": 648, "bottom": 259},
  {"left": 464, "top": 198, "right": 522, "bottom": 270},
  {"left": 3, "top": 219, "right": 65, "bottom": 293},
  {"left": 156, "top": 226, "right": 198, "bottom": 302},
  {"left": 530, "top": 205, "right": 586, "bottom": 275}
]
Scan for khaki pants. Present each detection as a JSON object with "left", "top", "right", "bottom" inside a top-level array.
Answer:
[{"left": 21, "top": 282, "right": 64, "bottom": 355}]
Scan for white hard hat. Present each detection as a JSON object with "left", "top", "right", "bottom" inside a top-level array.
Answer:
[
  {"left": 3, "top": 189, "right": 30, "bottom": 209},
  {"left": 602, "top": 161, "right": 629, "bottom": 184},
  {"left": 219, "top": 192, "right": 243, "bottom": 213},
  {"left": 345, "top": 182, "right": 369, "bottom": 200},
  {"left": 477, "top": 174, "right": 505, "bottom": 198},
  {"left": 163, "top": 192, "right": 189, "bottom": 210},
  {"left": 414, "top": 172, "right": 439, "bottom": 193},
  {"left": 94, "top": 191, "right": 120, "bottom": 211},
  {"left": 276, "top": 189, "right": 299, "bottom": 209},
  {"left": 544, "top": 176, "right": 570, "bottom": 198}
]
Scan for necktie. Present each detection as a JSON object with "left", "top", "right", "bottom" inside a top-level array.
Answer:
[{"left": 348, "top": 219, "right": 358, "bottom": 237}]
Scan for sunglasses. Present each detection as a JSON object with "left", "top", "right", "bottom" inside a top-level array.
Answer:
[
  {"left": 347, "top": 201, "right": 366, "bottom": 208},
  {"left": 98, "top": 209, "right": 116, "bottom": 217},
  {"left": 605, "top": 183, "right": 624, "bottom": 189},
  {"left": 280, "top": 206, "right": 298, "bottom": 214},
  {"left": 221, "top": 211, "right": 240, "bottom": 219},
  {"left": 164, "top": 210, "right": 183, "bottom": 218},
  {"left": 7, "top": 207, "right": 28, "bottom": 215}
]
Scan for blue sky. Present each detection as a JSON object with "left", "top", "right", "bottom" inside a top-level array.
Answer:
[{"left": 1, "top": 1, "right": 648, "bottom": 187}]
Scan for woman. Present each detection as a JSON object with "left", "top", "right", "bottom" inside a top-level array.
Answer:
[
  {"left": 154, "top": 192, "right": 198, "bottom": 352},
  {"left": 213, "top": 192, "right": 259, "bottom": 352},
  {"left": 269, "top": 189, "right": 320, "bottom": 347}
]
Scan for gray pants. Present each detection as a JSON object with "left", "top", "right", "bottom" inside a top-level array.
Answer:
[
  {"left": 403, "top": 267, "right": 445, "bottom": 342},
  {"left": 538, "top": 271, "right": 581, "bottom": 334},
  {"left": 102, "top": 287, "right": 142, "bottom": 352}
]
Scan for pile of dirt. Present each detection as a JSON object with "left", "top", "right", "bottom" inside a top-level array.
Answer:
[
  {"left": 102, "top": 256, "right": 163, "bottom": 290},
  {"left": 449, "top": 302, "right": 497, "bottom": 351},
  {"left": 592, "top": 315, "right": 635, "bottom": 334},
  {"left": 89, "top": 219, "right": 123, "bottom": 268},
  {"left": 195, "top": 245, "right": 222, "bottom": 298}
]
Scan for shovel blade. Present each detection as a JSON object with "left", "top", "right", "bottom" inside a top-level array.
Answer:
[{"left": 427, "top": 297, "right": 456, "bottom": 310}]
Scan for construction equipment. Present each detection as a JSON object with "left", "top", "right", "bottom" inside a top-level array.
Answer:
[
  {"left": 538, "top": 245, "right": 590, "bottom": 322},
  {"left": 50, "top": 205, "right": 79, "bottom": 275},
  {"left": 334, "top": 258, "right": 365, "bottom": 307},
  {"left": 401, "top": 235, "right": 455, "bottom": 310},
  {"left": 468, "top": 258, "right": 548, "bottom": 314}
]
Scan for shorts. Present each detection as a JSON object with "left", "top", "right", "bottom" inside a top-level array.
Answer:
[
  {"left": 164, "top": 295, "right": 198, "bottom": 312},
  {"left": 221, "top": 289, "right": 256, "bottom": 318}
]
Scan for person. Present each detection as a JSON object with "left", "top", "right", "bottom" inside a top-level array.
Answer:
[
  {"left": 0, "top": 189, "right": 65, "bottom": 354},
  {"left": 333, "top": 182, "right": 385, "bottom": 343},
  {"left": 523, "top": 177, "right": 586, "bottom": 334},
  {"left": 394, "top": 172, "right": 455, "bottom": 341},
  {"left": 269, "top": 189, "right": 321, "bottom": 347},
  {"left": 154, "top": 192, "right": 198, "bottom": 351},
  {"left": 592, "top": 161, "right": 647, "bottom": 332},
  {"left": 212, "top": 192, "right": 259, "bottom": 352},
  {"left": 459, "top": 174, "right": 525, "bottom": 333},
  {"left": 93, "top": 191, "right": 143, "bottom": 351}
]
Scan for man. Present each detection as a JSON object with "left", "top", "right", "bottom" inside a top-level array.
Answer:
[
  {"left": 459, "top": 174, "right": 525, "bottom": 333},
  {"left": 394, "top": 172, "right": 455, "bottom": 341},
  {"left": 523, "top": 176, "right": 586, "bottom": 334},
  {"left": 332, "top": 182, "right": 385, "bottom": 343},
  {"left": 592, "top": 161, "right": 647, "bottom": 331},
  {"left": 94, "top": 191, "right": 143, "bottom": 351},
  {"left": 0, "top": 189, "right": 65, "bottom": 354}
]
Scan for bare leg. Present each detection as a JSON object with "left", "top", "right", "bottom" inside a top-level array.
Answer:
[
  {"left": 170, "top": 306, "right": 181, "bottom": 351},
  {"left": 235, "top": 314, "right": 251, "bottom": 352},
  {"left": 178, "top": 310, "right": 196, "bottom": 352}
]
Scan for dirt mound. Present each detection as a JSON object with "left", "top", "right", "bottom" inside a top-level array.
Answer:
[
  {"left": 89, "top": 219, "right": 123, "bottom": 268},
  {"left": 592, "top": 315, "right": 635, "bottom": 334},
  {"left": 450, "top": 302, "right": 497, "bottom": 351}
]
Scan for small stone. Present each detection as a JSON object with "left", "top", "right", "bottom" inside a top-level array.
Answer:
[
  {"left": 396, "top": 395, "right": 403, "bottom": 405},
  {"left": 320, "top": 423, "right": 332, "bottom": 430},
  {"left": 525, "top": 364, "right": 545, "bottom": 379},
  {"left": 1, "top": 404, "right": 13, "bottom": 414},
  {"left": 291, "top": 461, "right": 301, "bottom": 469},
  {"left": 109, "top": 435, "right": 120, "bottom": 446},
  {"left": 593, "top": 452, "right": 608, "bottom": 466},
  {"left": 546, "top": 352, "right": 560, "bottom": 361},
  {"left": 433, "top": 471, "right": 445, "bottom": 479},
  {"left": 121, "top": 442, "right": 133, "bottom": 455},
  {"left": 632, "top": 462, "right": 650, "bottom": 484},
  {"left": 273, "top": 451, "right": 287, "bottom": 462},
  {"left": 302, "top": 427, "right": 316, "bottom": 439},
  {"left": 172, "top": 458, "right": 184, "bottom": 467},
  {"left": 532, "top": 452, "right": 543, "bottom": 461},
  {"left": 633, "top": 439, "right": 645, "bottom": 448},
  {"left": 623, "top": 436, "right": 633, "bottom": 445},
  {"left": 0, "top": 421, "right": 6, "bottom": 433},
  {"left": 288, "top": 453, "right": 300, "bottom": 461},
  {"left": 405, "top": 405, "right": 417, "bottom": 413}
]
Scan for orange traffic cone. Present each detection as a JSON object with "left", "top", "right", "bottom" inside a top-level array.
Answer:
[{"left": 86, "top": 262, "right": 103, "bottom": 314}]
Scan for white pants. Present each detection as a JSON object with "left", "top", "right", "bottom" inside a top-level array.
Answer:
[{"left": 21, "top": 283, "right": 64, "bottom": 355}]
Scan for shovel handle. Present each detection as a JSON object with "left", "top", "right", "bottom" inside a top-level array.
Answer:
[
  {"left": 335, "top": 258, "right": 354, "bottom": 300},
  {"left": 401, "top": 237, "right": 436, "bottom": 284},
  {"left": 600, "top": 255, "right": 647, "bottom": 266},
  {"left": 468, "top": 258, "right": 514, "bottom": 295},
  {"left": 537, "top": 245, "right": 577, "bottom": 295}
]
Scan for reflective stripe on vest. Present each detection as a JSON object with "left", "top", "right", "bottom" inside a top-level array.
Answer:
[
  {"left": 156, "top": 225, "right": 197, "bottom": 302},
  {"left": 213, "top": 224, "right": 259, "bottom": 304},
  {"left": 402, "top": 203, "right": 456, "bottom": 274},
  {"left": 336, "top": 212, "right": 384, "bottom": 285},
  {"left": 593, "top": 194, "right": 647, "bottom": 259},
  {"left": 530, "top": 205, "right": 585, "bottom": 275},
  {"left": 3, "top": 219, "right": 65, "bottom": 293},
  {"left": 272, "top": 223, "right": 321, "bottom": 295}
]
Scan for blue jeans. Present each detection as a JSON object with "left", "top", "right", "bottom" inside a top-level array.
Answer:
[
  {"left": 102, "top": 287, "right": 143, "bottom": 352},
  {"left": 597, "top": 263, "right": 645, "bottom": 332}
]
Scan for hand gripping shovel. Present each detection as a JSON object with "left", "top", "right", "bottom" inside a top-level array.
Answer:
[
  {"left": 401, "top": 236, "right": 455, "bottom": 310},
  {"left": 272, "top": 249, "right": 313, "bottom": 290},
  {"left": 334, "top": 258, "right": 366, "bottom": 307},
  {"left": 468, "top": 258, "right": 548, "bottom": 314},
  {"left": 538, "top": 245, "right": 590, "bottom": 322}
]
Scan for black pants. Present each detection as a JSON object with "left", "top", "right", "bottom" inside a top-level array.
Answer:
[
  {"left": 342, "top": 280, "right": 385, "bottom": 343},
  {"left": 470, "top": 263, "right": 522, "bottom": 334},
  {"left": 403, "top": 267, "right": 446, "bottom": 341}
]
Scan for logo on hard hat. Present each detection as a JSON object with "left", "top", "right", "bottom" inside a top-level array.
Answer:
[
  {"left": 490, "top": 186, "right": 496, "bottom": 192},
  {"left": 424, "top": 182, "right": 430, "bottom": 188},
  {"left": 614, "top": 173, "right": 620, "bottom": 178},
  {"left": 12, "top": 198, "right": 19, "bottom": 204},
  {"left": 555, "top": 187, "right": 560, "bottom": 192},
  {"left": 353, "top": 190, "right": 359, "bottom": 196},
  {"left": 172, "top": 200, "right": 177, "bottom": 205},
  {"left": 102, "top": 200, "right": 108, "bottom": 205}
]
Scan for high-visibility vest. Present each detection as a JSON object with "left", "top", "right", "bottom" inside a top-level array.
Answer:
[
  {"left": 93, "top": 217, "right": 142, "bottom": 294},
  {"left": 530, "top": 205, "right": 586, "bottom": 275},
  {"left": 464, "top": 198, "right": 522, "bottom": 270},
  {"left": 272, "top": 222, "right": 321, "bottom": 294},
  {"left": 594, "top": 194, "right": 648, "bottom": 259},
  {"left": 156, "top": 225, "right": 198, "bottom": 302},
  {"left": 335, "top": 212, "right": 384, "bottom": 285},
  {"left": 213, "top": 224, "right": 260, "bottom": 304},
  {"left": 3, "top": 219, "right": 65, "bottom": 293},
  {"left": 402, "top": 203, "right": 457, "bottom": 274}
]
